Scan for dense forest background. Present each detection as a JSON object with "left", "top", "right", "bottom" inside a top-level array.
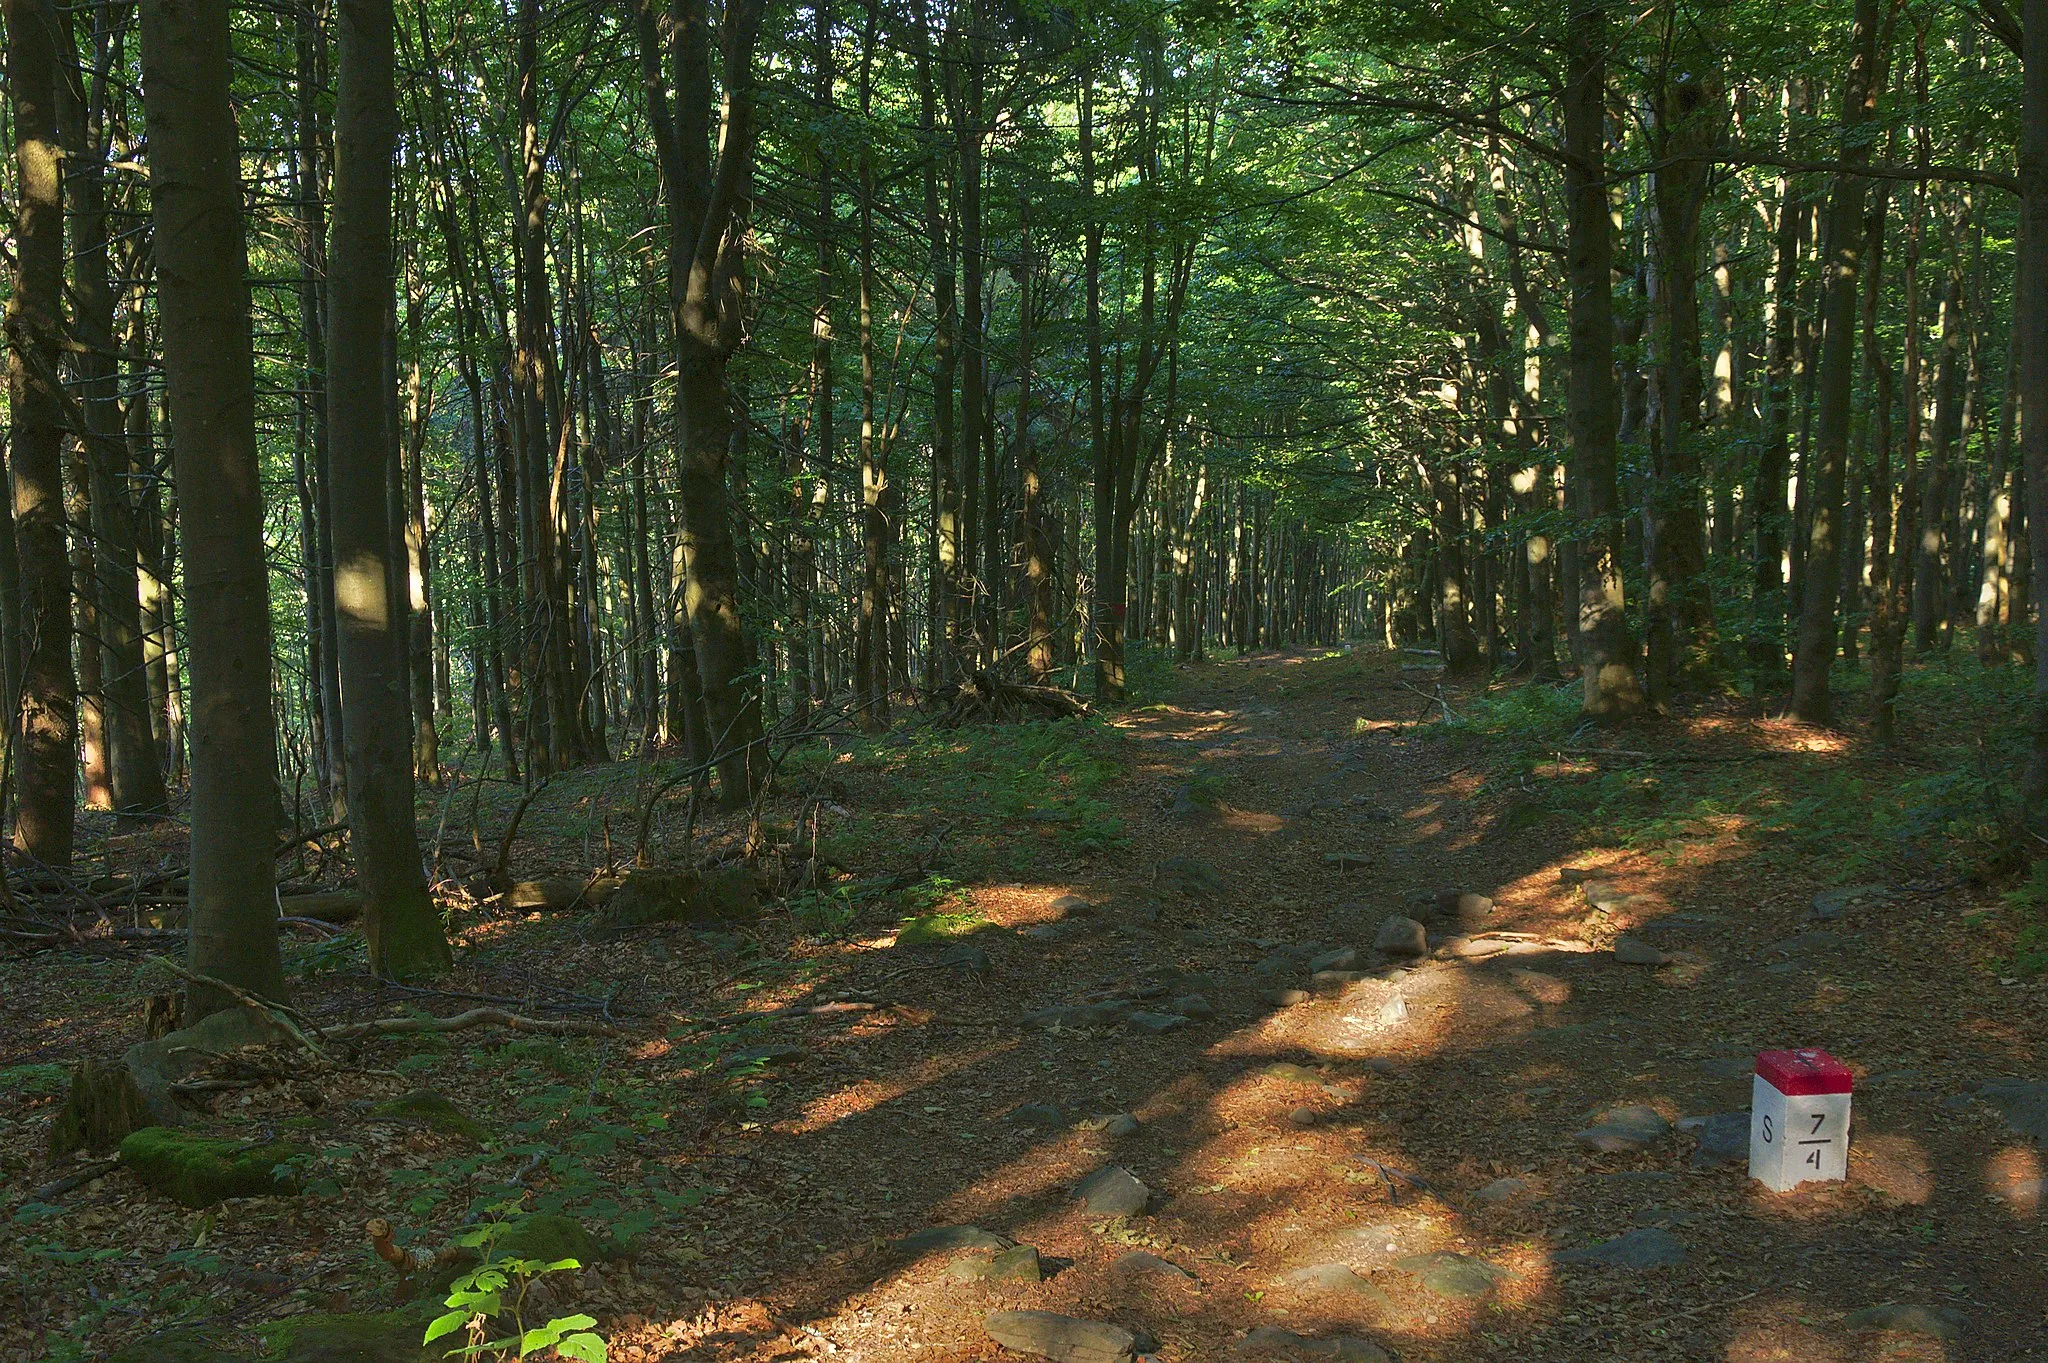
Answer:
[{"left": 4, "top": 0, "right": 2048, "bottom": 971}]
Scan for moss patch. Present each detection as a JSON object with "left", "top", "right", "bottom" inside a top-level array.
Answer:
[
  {"left": 368, "top": 1088, "right": 492, "bottom": 1142},
  {"left": 118, "top": 1127, "right": 307, "bottom": 1208},
  {"left": 262, "top": 1307, "right": 442, "bottom": 1363},
  {"left": 495, "top": 1211, "right": 601, "bottom": 1264}
]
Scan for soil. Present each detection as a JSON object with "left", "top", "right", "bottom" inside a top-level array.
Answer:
[{"left": 3, "top": 646, "right": 2044, "bottom": 1362}]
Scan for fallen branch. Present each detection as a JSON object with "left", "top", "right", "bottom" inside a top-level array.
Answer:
[
  {"left": 29, "top": 1158, "right": 121, "bottom": 1202},
  {"left": 319, "top": 1007, "right": 621, "bottom": 1041},
  {"left": 666, "top": 999, "right": 882, "bottom": 1032}
]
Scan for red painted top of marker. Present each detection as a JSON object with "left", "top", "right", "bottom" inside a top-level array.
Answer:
[{"left": 1755, "top": 1048, "right": 1853, "bottom": 1096}]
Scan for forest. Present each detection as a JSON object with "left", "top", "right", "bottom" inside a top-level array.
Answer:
[{"left": 4, "top": 0, "right": 2048, "bottom": 1359}]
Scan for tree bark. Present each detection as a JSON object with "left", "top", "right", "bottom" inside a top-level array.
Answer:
[
  {"left": 1564, "top": 0, "right": 1644, "bottom": 718},
  {"left": 327, "top": 0, "right": 450, "bottom": 978},
  {"left": 1791, "top": 0, "right": 1885, "bottom": 724},
  {"left": 4, "top": 0, "right": 77, "bottom": 865},
  {"left": 139, "top": 0, "right": 290, "bottom": 1015}
]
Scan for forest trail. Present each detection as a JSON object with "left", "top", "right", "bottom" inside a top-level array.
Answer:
[{"left": 5, "top": 647, "right": 2046, "bottom": 1362}]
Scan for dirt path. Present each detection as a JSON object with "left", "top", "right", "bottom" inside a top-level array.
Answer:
[
  {"left": 5, "top": 647, "right": 2044, "bottom": 1362},
  {"left": 666, "top": 648, "right": 2044, "bottom": 1363}
]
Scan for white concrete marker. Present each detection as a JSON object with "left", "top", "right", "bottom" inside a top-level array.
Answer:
[{"left": 1750, "top": 1047, "right": 1852, "bottom": 1192}]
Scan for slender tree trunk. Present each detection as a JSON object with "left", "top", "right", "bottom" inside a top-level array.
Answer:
[
  {"left": 139, "top": 0, "right": 289, "bottom": 1013},
  {"left": 2019, "top": 0, "right": 2048, "bottom": 813},
  {"left": 1791, "top": 0, "right": 1884, "bottom": 724},
  {"left": 1564, "top": 1, "right": 1644, "bottom": 718},
  {"left": 327, "top": 0, "right": 449, "bottom": 978}
]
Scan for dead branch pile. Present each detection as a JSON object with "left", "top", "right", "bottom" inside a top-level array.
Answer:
[{"left": 925, "top": 671, "right": 1090, "bottom": 726}]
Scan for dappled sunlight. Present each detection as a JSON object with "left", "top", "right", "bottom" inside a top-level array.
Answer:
[
  {"left": 783, "top": 1041, "right": 1012, "bottom": 1137},
  {"left": 1983, "top": 1144, "right": 2042, "bottom": 1217}
]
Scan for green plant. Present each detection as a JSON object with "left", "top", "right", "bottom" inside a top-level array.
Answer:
[{"left": 426, "top": 1210, "right": 607, "bottom": 1362}]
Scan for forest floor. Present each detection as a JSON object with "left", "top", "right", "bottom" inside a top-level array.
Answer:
[{"left": 3, "top": 644, "right": 2047, "bottom": 1363}]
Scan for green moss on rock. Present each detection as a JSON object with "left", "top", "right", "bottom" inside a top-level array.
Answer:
[
  {"left": 118, "top": 1127, "right": 307, "bottom": 1208},
  {"left": 262, "top": 1307, "right": 443, "bottom": 1363},
  {"left": 105, "top": 1329, "right": 252, "bottom": 1363},
  {"left": 369, "top": 1088, "right": 492, "bottom": 1142},
  {"left": 495, "top": 1212, "right": 600, "bottom": 1264}
]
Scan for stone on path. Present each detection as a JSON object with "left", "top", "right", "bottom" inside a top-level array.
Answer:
[
  {"left": 1431, "top": 891, "right": 1494, "bottom": 930},
  {"left": 1310, "top": 948, "right": 1360, "bottom": 973},
  {"left": 1311, "top": 970, "right": 1369, "bottom": 992},
  {"left": 1076, "top": 1164, "right": 1152, "bottom": 1216},
  {"left": 1473, "top": 1177, "right": 1528, "bottom": 1204},
  {"left": 1050, "top": 894, "right": 1096, "bottom": 916},
  {"left": 1976, "top": 1080, "right": 2048, "bottom": 1142},
  {"left": 1680, "top": 1111, "right": 1749, "bottom": 1169},
  {"left": 1437, "top": 936, "right": 1508, "bottom": 960},
  {"left": 1013, "top": 1103, "right": 1065, "bottom": 1129},
  {"left": 1580, "top": 881, "right": 1638, "bottom": 914},
  {"left": 1266, "top": 988, "right": 1309, "bottom": 1007},
  {"left": 1391, "top": 1251, "right": 1505, "bottom": 1300},
  {"left": 1263, "top": 1062, "right": 1322, "bottom": 1084},
  {"left": 894, "top": 1224, "right": 1013, "bottom": 1254},
  {"left": 1555, "top": 1227, "right": 1687, "bottom": 1270},
  {"left": 1573, "top": 1104, "right": 1672, "bottom": 1154},
  {"left": 985, "top": 1311, "right": 1138, "bottom": 1363},
  {"left": 1809, "top": 884, "right": 1887, "bottom": 921},
  {"left": 1843, "top": 1304, "right": 1969, "bottom": 1339},
  {"left": 1281, "top": 1264, "right": 1393, "bottom": 1308},
  {"left": 1123, "top": 1010, "right": 1188, "bottom": 1034},
  {"left": 1159, "top": 857, "right": 1225, "bottom": 898},
  {"left": 949, "top": 1244, "right": 1044, "bottom": 1283},
  {"left": 1172, "top": 994, "right": 1216, "bottom": 1019},
  {"left": 1373, "top": 916, "right": 1427, "bottom": 957},
  {"left": 1081, "top": 1112, "right": 1141, "bottom": 1139},
  {"left": 1239, "top": 1327, "right": 1392, "bottom": 1362},
  {"left": 1114, "top": 1251, "right": 1195, "bottom": 1282},
  {"left": 1611, "top": 936, "right": 1669, "bottom": 967}
]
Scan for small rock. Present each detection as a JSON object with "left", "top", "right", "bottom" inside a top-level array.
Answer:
[
  {"left": 1432, "top": 891, "right": 1494, "bottom": 930},
  {"left": 1555, "top": 1227, "right": 1686, "bottom": 1270},
  {"left": 1612, "top": 937, "right": 1670, "bottom": 968},
  {"left": 1263, "top": 1062, "right": 1322, "bottom": 1084},
  {"left": 1324, "top": 852, "right": 1373, "bottom": 871},
  {"left": 1287, "top": 1106, "right": 1318, "bottom": 1127},
  {"left": 1474, "top": 1177, "right": 1528, "bottom": 1204},
  {"left": 1171, "top": 993, "right": 1215, "bottom": 1019},
  {"left": 1239, "top": 1327, "right": 1390, "bottom": 1362},
  {"left": 1580, "top": 881, "right": 1638, "bottom": 913},
  {"left": 1558, "top": 867, "right": 1599, "bottom": 886},
  {"left": 1159, "top": 857, "right": 1225, "bottom": 898},
  {"left": 1376, "top": 994, "right": 1409, "bottom": 1026},
  {"left": 1311, "top": 970, "right": 1369, "bottom": 991},
  {"left": 1266, "top": 988, "right": 1309, "bottom": 1007},
  {"left": 1977, "top": 1079, "right": 2048, "bottom": 1142},
  {"left": 1309, "top": 948, "right": 1360, "bottom": 973},
  {"left": 1075, "top": 1164, "right": 1152, "bottom": 1216},
  {"left": 1809, "top": 883, "right": 1886, "bottom": 921},
  {"left": 1023, "top": 1003, "right": 1127, "bottom": 1030},
  {"left": 1844, "top": 1304, "right": 1969, "bottom": 1339},
  {"left": 1114, "top": 1250, "right": 1194, "bottom": 1281},
  {"left": 985, "top": 1310, "right": 1138, "bottom": 1363},
  {"left": 895, "top": 1225, "right": 1013, "bottom": 1254},
  {"left": 1081, "top": 1113, "right": 1142, "bottom": 1139},
  {"left": 1680, "top": 1111, "right": 1749, "bottom": 1169},
  {"left": 938, "top": 944, "right": 992, "bottom": 974},
  {"left": 1373, "top": 916, "right": 1427, "bottom": 957},
  {"left": 1050, "top": 894, "right": 1095, "bottom": 916},
  {"left": 1012, "top": 1103, "right": 1065, "bottom": 1129},
  {"left": 1281, "top": 1264, "right": 1391, "bottom": 1308},
  {"left": 949, "top": 1244, "right": 1044, "bottom": 1283},
  {"left": 1573, "top": 1104, "right": 1672, "bottom": 1154},
  {"left": 1123, "top": 1010, "right": 1188, "bottom": 1034},
  {"left": 1438, "top": 936, "right": 1508, "bottom": 960},
  {"left": 1393, "top": 1251, "right": 1505, "bottom": 1300}
]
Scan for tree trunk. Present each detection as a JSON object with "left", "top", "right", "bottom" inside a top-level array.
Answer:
[
  {"left": 138, "top": 0, "right": 289, "bottom": 1014},
  {"left": 1791, "top": 0, "right": 1884, "bottom": 724},
  {"left": 2019, "top": 0, "right": 2048, "bottom": 813},
  {"left": 4, "top": 0, "right": 77, "bottom": 865},
  {"left": 327, "top": 0, "right": 450, "bottom": 978},
  {"left": 1564, "top": 0, "right": 1644, "bottom": 718}
]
